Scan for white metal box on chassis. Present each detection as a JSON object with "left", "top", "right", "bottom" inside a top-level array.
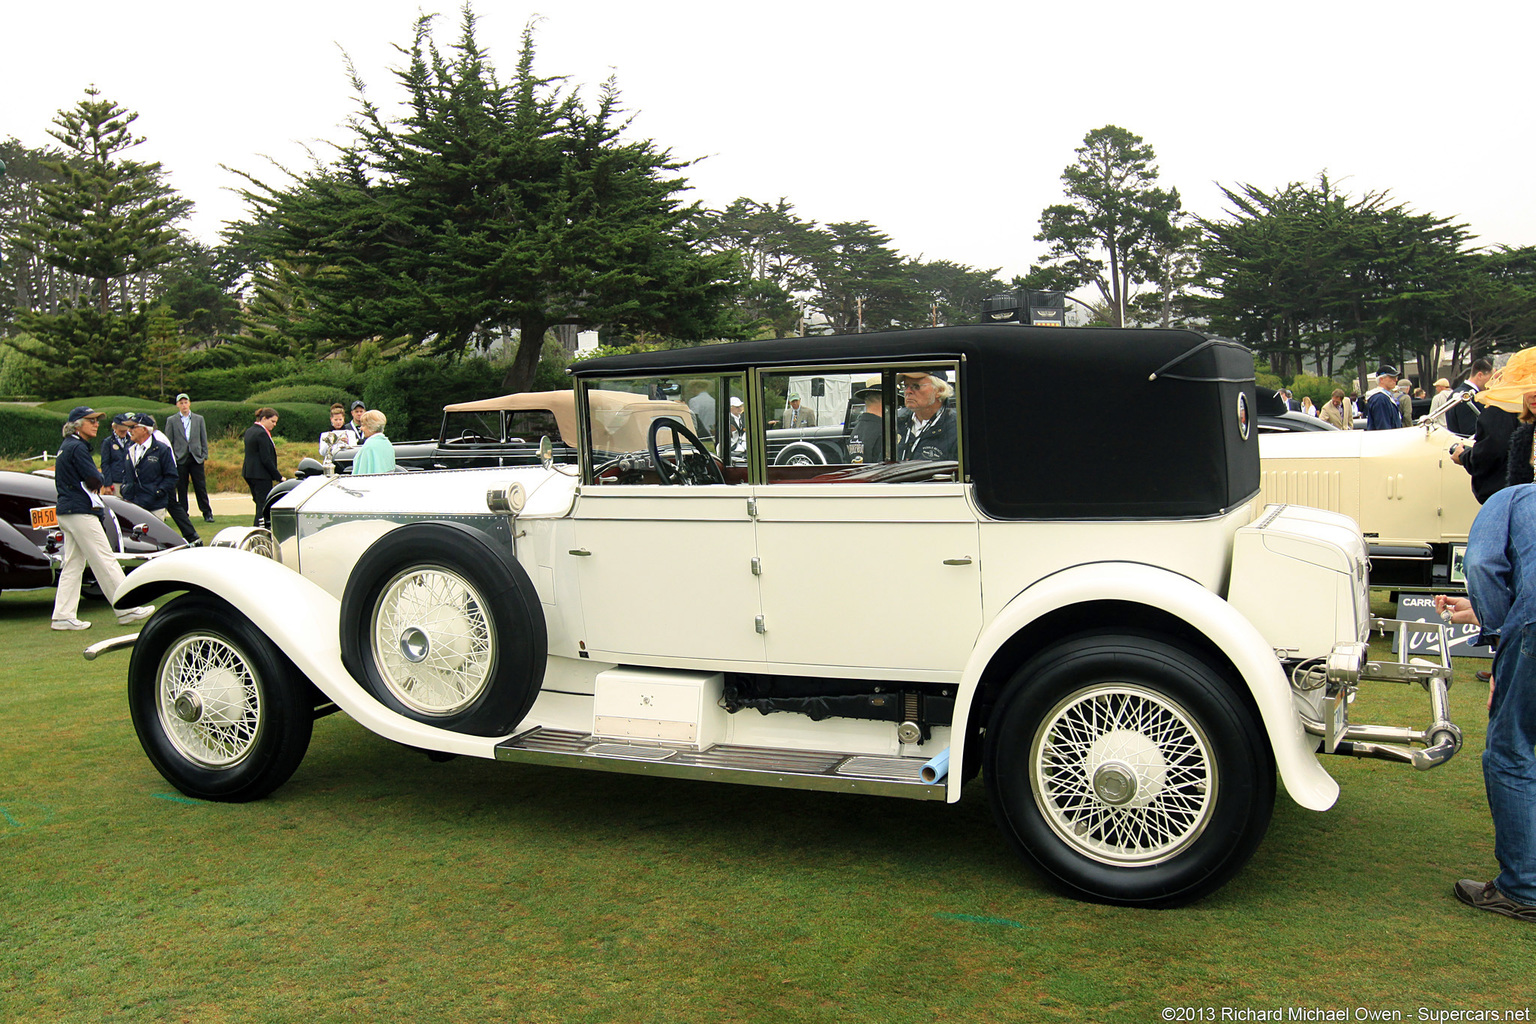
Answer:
[{"left": 592, "top": 667, "right": 725, "bottom": 749}]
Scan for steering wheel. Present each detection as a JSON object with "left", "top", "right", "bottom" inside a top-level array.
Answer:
[{"left": 647, "top": 417, "right": 725, "bottom": 485}]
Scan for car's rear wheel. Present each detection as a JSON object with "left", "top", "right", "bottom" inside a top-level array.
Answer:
[
  {"left": 984, "top": 632, "right": 1273, "bottom": 907},
  {"left": 340, "top": 522, "right": 546, "bottom": 736},
  {"left": 773, "top": 442, "right": 828, "bottom": 466},
  {"left": 128, "top": 595, "right": 313, "bottom": 801}
]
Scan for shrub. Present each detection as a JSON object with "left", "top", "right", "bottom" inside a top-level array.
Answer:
[
  {"left": 0, "top": 342, "right": 45, "bottom": 398},
  {"left": 1288, "top": 372, "right": 1347, "bottom": 408},
  {"left": 198, "top": 401, "right": 330, "bottom": 442},
  {"left": 362, "top": 356, "right": 508, "bottom": 439},
  {"left": 0, "top": 405, "right": 68, "bottom": 459},
  {"left": 179, "top": 362, "right": 293, "bottom": 402},
  {"left": 247, "top": 384, "right": 350, "bottom": 406}
]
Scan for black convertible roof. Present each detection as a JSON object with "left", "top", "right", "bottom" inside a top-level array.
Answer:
[{"left": 572, "top": 325, "right": 1260, "bottom": 519}]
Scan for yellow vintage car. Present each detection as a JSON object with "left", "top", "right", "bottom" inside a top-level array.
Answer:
[{"left": 1259, "top": 420, "right": 1481, "bottom": 592}]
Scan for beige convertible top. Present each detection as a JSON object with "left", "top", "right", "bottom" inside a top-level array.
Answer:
[{"left": 442, "top": 389, "right": 695, "bottom": 450}]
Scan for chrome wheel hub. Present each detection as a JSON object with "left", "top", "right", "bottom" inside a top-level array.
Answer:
[{"left": 399, "top": 626, "right": 430, "bottom": 663}]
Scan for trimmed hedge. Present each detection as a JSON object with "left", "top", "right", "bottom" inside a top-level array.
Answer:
[
  {"left": 0, "top": 405, "right": 70, "bottom": 459},
  {"left": 247, "top": 384, "right": 352, "bottom": 406}
]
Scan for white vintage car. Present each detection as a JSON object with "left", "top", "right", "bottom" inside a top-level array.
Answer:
[
  {"left": 1259, "top": 412, "right": 1482, "bottom": 593},
  {"left": 91, "top": 326, "right": 1462, "bottom": 907}
]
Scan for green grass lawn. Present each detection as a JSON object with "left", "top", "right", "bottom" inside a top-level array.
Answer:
[{"left": 1, "top": 586, "right": 1531, "bottom": 1023}]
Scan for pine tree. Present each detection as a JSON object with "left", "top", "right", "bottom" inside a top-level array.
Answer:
[
  {"left": 17, "top": 88, "right": 185, "bottom": 314},
  {"left": 12, "top": 89, "right": 187, "bottom": 395}
]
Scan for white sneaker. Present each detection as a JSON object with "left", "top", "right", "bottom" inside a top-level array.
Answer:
[
  {"left": 52, "top": 618, "right": 92, "bottom": 631},
  {"left": 116, "top": 606, "right": 154, "bottom": 625}
]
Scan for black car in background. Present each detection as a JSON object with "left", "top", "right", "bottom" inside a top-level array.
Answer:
[{"left": 0, "top": 469, "right": 185, "bottom": 597}]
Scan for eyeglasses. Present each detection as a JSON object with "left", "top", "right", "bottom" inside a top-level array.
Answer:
[{"left": 901, "top": 379, "right": 931, "bottom": 391}]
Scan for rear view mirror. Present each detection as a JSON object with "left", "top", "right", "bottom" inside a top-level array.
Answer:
[{"left": 538, "top": 435, "right": 554, "bottom": 469}]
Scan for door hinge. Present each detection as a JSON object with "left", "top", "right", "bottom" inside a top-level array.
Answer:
[
  {"left": 746, "top": 497, "right": 759, "bottom": 518},
  {"left": 751, "top": 556, "right": 761, "bottom": 576},
  {"left": 755, "top": 615, "right": 766, "bottom": 634}
]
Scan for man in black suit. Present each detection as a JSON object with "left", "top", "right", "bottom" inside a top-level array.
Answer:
[
  {"left": 167, "top": 392, "right": 214, "bottom": 523},
  {"left": 1446, "top": 358, "right": 1494, "bottom": 438},
  {"left": 243, "top": 408, "right": 283, "bottom": 520}
]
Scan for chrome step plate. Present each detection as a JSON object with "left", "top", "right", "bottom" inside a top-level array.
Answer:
[{"left": 494, "top": 727, "right": 946, "bottom": 801}]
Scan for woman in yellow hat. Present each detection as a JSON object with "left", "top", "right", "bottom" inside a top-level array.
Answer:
[{"left": 1481, "top": 349, "right": 1536, "bottom": 489}]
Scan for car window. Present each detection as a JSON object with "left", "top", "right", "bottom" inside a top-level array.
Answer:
[
  {"left": 441, "top": 410, "right": 502, "bottom": 443},
  {"left": 761, "top": 367, "right": 959, "bottom": 483},
  {"left": 506, "top": 408, "right": 564, "bottom": 444},
  {"left": 584, "top": 375, "right": 746, "bottom": 485}
]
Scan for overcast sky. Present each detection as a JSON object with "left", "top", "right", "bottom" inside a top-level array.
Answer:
[{"left": 5, "top": 0, "right": 1530, "bottom": 286}]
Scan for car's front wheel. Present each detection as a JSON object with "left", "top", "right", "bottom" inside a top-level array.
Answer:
[
  {"left": 128, "top": 595, "right": 313, "bottom": 802},
  {"left": 984, "top": 632, "right": 1274, "bottom": 907}
]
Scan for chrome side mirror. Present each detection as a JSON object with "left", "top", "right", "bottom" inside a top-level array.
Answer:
[{"left": 538, "top": 435, "right": 554, "bottom": 469}]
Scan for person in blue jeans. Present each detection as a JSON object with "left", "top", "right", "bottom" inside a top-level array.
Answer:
[{"left": 1436, "top": 483, "right": 1536, "bottom": 922}]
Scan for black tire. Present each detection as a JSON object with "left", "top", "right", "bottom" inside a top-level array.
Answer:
[
  {"left": 984, "top": 632, "right": 1274, "bottom": 907},
  {"left": 340, "top": 522, "right": 546, "bottom": 736},
  {"left": 128, "top": 595, "right": 313, "bottom": 802}
]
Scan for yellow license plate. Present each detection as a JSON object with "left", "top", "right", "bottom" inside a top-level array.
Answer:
[{"left": 31, "top": 505, "right": 58, "bottom": 530}]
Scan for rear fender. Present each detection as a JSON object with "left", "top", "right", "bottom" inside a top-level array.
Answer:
[
  {"left": 112, "top": 548, "right": 504, "bottom": 758},
  {"left": 949, "top": 561, "right": 1339, "bottom": 811}
]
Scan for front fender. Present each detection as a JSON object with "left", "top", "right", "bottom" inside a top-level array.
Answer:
[
  {"left": 112, "top": 548, "right": 505, "bottom": 758},
  {"left": 948, "top": 561, "right": 1339, "bottom": 812}
]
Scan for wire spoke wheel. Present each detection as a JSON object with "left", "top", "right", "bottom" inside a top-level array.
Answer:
[
  {"left": 985, "top": 632, "right": 1273, "bottom": 906},
  {"left": 1031, "top": 684, "right": 1214, "bottom": 866},
  {"left": 371, "top": 566, "right": 496, "bottom": 717},
  {"left": 158, "top": 634, "right": 262, "bottom": 769}
]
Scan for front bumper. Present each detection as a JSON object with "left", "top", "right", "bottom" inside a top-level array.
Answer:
[{"left": 1305, "top": 617, "right": 1463, "bottom": 770}]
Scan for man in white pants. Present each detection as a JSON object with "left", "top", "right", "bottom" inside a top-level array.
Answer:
[{"left": 50, "top": 405, "right": 154, "bottom": 631}]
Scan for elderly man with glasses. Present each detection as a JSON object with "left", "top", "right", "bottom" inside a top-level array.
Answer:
[{"left": 895, "top": 370, "right": 957, "bottom": 462}]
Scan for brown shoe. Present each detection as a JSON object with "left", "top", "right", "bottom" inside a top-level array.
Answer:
[
  {"left": 1477, "top": 670, "right": 1493, "bottom": 683},
  {"left": 1455, "top": 879, "right": 1536, "bottom": 922}
]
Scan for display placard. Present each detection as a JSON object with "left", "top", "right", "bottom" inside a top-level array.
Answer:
[{"left": 1392, "top": 592, "right": 1492, "bottom": 659}]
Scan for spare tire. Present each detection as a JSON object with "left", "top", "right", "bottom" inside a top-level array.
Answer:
[{"left": 339, "top": 521, "right": 547, "bottom": 736}]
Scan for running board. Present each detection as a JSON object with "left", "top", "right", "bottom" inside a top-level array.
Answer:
[{"left": 494, "top": 727, "right": 947, "bottom": 801}]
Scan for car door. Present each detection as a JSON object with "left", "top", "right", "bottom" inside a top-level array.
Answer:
[
  {"left": 751, "top": 483, "right": 982, "bottom": 676},
  {"left": 571, "top": 488, "right": 765, "bottom": 666}
]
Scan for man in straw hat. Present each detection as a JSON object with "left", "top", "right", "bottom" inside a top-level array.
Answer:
[
  {"left": 1428, "top": 378, "right": 1454, "bottom": 418},
  {"left": 49, "top": 406, "right": 154, "bottom": 631}
]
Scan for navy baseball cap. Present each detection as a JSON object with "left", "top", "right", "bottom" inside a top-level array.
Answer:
[
  {"left": 67, "top": 406, "right": 103, "bottom": 423},
  {"left": 111, "top": 413, "right": 133, "bottom": 425},
  {"left": 135, "top": 413, "right": 157, "bottom": 429},
  {"left": 351, "top": 400, "right": 365, "bottom": 411}
]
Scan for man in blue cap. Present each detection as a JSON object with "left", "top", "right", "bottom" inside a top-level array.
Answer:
[
  {"left": 100, "top": 413, "right": 135, "bottom": 487},
  {"left": 50, "top": 406, "right": 154, "bottom": 630},
  {"left": 1364, "top": 366, "right": 1405, "bottom": 430},
  {"left": 122, "top": 413, "right": 200, "bottom": 546}
]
